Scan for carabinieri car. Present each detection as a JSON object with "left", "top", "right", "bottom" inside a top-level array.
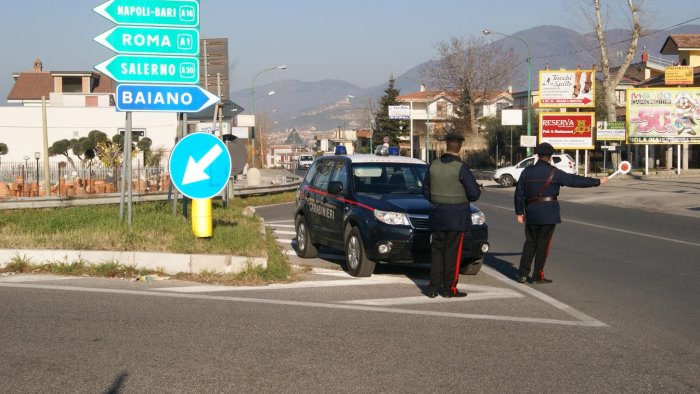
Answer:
[{"left": 294, "top": 150, "right": 489, "bottom": 277}]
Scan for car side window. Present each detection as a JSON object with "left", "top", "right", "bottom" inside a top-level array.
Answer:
[
  {"left": 304, "top": 162, "right": 318, "bottom": 184},
  {"left": 552, "top": 156, "right": 562, "bottom": 164},
  {"left": 312, "top": 160, "right": 333, "bottom": 191},
  {"left": 518, "top": 158, "right": 535, "bottom": 169},
  {"left": 330, "top": 160, "right": 348, "bottom": 191}
]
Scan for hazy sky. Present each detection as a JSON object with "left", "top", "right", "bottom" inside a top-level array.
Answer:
[{"left": 1, "top": 0, "right": 698, "bottom": 102}]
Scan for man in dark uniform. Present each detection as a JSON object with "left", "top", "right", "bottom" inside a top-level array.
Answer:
[
  {"left": 514, "top": 142, "right": 608, "bottom": 284},
  {"left": 423, "top": 132, "right": 481, "bottom": 298}
]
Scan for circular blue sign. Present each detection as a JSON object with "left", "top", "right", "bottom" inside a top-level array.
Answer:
[{"left": 169, "top": 132, "right": 232, "bottom": 199}]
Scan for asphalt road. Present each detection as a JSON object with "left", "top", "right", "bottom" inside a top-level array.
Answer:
[{"left": 1, "top": 185, "right": 698, "bottom": 393}]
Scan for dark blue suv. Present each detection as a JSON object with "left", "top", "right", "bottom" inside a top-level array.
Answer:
[{"left": 294, "top": 153, "right": 489, "bottom": 277}]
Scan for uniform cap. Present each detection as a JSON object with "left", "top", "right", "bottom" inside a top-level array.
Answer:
[
  {"left": 444, "top": 132, "right": 465, "bottom": 142},
  {"left": 534, "top": 142, "right": 555, "bottom": 155}
]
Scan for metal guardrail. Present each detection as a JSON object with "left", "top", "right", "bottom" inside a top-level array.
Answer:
[{"left": 0, "top": 180, "right": 301, "bottom": 210}]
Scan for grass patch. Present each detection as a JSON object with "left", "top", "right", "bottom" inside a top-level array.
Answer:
[
  {"left": 0, "top": 200, "right": 267, "bottom": 255},
  {"left": 0, "top": 198, "right": 300, "bottom": 285},
  {"left": 231, "top": 191, "right": 297, "bottom": 207}
]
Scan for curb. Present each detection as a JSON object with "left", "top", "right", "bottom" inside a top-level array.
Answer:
[{"left": 0, "top": 220, "right": 269, "bottom": 276}]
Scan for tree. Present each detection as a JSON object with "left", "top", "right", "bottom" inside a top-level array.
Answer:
[
  {"left": 48, "top": 139, "right": 77, "bottom": 170},
  {"left": 0, "top": 142, "right": 7, "bottom": 169},
  {"left": 430, "top": 35, "right": 519, "bottom": 137},
  {"left": 136, "top": 137, "right": 153, "bottom": 165},
  {"left": 373, "top": 77, "right": 408, "bottom": 147},
  {"left": 588, "top": 0, "right": 642, "bottom": 122}
]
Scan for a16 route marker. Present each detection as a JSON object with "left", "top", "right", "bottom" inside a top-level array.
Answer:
[{"left": 609, "top": 161, "right": 632, "bottom": 179}]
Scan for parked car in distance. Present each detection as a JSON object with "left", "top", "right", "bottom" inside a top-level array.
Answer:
[
  {"left": 297, "top": 154, "right": 314, "bottom": 169},
  {"left": 493, "top": 154, "right": 575, "bottom": 187}
]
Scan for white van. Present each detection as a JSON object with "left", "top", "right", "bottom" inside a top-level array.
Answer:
[
  {"left": 493, "top": 154, "right": 575, "bottom": 187},
  {"left": 297, "top": 154, "right": 314, "bottom": 169}
]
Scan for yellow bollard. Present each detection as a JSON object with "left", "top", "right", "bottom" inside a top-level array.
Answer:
[{"left": 191, "top": 198, "right": 213, "bottom": 238}]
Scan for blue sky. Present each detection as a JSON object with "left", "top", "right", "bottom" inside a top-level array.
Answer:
[{"left": 1, "top": 0, "right": 698, "bottom": 102}]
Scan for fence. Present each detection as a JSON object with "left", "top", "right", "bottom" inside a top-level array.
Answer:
[{"left": 0, "top": 158, "right": 169, "bottom": 197}]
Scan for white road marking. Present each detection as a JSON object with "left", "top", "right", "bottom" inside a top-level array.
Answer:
[
  {"left": 265, "top": 219, "right": 295, "bottom": 224},
  {"left": 281, "top": 246, "right": 345, "bottom": 261},
  {"left": 341, "top": 288, "right": 523, "bottom": 306},
  {"left": 480, "top": 265, "right": 608, "bottom": 327},
  {"left": 0, "top": 282, "right": 605, "bottom": 327},
  {"left": 269, "top": 224, "right": 295, "bottom": 229},
  {"left": 273, "top": 230, "right": 296, "bottom": 236},
  {"left": 479, "top": 202, "right": 700, "bottom": 248}
]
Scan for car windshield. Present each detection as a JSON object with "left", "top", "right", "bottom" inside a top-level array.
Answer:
[
  {"left": 352, "top": 163, "right": 427, "bottom": 194},
  {"left": 300, "top": 155, "right": 313, "bottom": 161}
]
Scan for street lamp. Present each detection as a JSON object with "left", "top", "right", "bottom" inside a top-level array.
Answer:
[
  {"left": 251, "top": 65, "right": 286, "bottom": 167},
  {"left": 34, "top": 152, "right": 40, "bottom": 187},
  {"left": 483, "top": 29, "right": 532, "bottom": 156}
]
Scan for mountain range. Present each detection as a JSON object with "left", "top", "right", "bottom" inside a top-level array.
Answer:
[{"left": 230, "top": 24, "right": 700, "bottom": 133}]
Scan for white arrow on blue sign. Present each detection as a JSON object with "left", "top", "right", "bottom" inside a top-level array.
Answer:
[
  {"left": 116, "top": 84, "right": 220, "bottom": 113},
  {"left": 169, "top": 133, "right": 232, "bottom": 200}
]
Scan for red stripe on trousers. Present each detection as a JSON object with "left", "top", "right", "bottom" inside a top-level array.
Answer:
[{"left": 450, "top": 232, "right": 465, "bottom": 294}]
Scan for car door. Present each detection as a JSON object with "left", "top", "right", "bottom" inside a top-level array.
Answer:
[{"left": 322, "top": 159, "right": 349, "bottom": 248}]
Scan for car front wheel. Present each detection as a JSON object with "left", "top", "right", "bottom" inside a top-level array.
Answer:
[
  {"left": 344, "top": 226, "right": 376, "bottom": 277},
  {"left": 498, "top": 174, "right": 515, "bottom": 187},
  {"left": 295, "top": 215, "right": 318, "bottom": 258}
]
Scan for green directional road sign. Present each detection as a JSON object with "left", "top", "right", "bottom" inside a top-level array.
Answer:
[
  {"left": 94, "top": 0, "right": 199, "bottom": 27},
  {"left": 95, "top": 55, "right": 199, "bottom": 84},
  {"left": 94, "top": 26, "right": 199, "bottom": 56}
]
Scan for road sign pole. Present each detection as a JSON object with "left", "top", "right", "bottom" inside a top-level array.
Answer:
[{"left": 126, "top": 112, "right": 133, "bottom": 226}]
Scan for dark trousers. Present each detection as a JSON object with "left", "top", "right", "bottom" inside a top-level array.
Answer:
[
  {"left": 518, "top": 224, "right": 556, "bottom": 280},
  {"left": 430, "top": 231, "right": 464, "bottom": 294}
]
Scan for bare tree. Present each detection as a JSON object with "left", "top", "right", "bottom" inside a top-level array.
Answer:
[
  {"left": 587, "top": 0, "right": 644, "bottom": 122},
  {"left": 428, "top": 35, "right": 519, "bottom": 135}
]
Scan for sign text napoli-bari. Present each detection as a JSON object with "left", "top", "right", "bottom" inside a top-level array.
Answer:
[
  {"left": 116, "top": 84, "right": 219, "bottom": 113},
  {"left": 94, "top": 26, "right": 199, "bottom": 56},
  {"left": 94, "top": 0, "right": 199, "bottom": 27},
  {"left": 95, "top": 54, "right": 199, "bottom": 84}
]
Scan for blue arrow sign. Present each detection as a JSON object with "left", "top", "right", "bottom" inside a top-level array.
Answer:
[
  {"left": 116, "top": 84, "right": 219, "bottom": 112},
  {"left": 170, "top": 133, "right": 232, "bottom": 200}
]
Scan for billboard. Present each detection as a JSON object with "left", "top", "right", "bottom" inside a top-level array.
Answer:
[
  {"left": 539, "top": 112, "right": 595, "bottom": 150},
  {"left": 388, "top": 105, "right": 410, "bottom": 120},
  {"left": 501, "top": 109, "right": 523, "bottom": 126},
  {"left": 596, "top": 121, "right": 626, "bottom": 141},
  {"left": 626, "top": 88, "right": 700, "bottom": 144},
  {"left": 539, "top": 70, "right": 595, "bottom": 108}
]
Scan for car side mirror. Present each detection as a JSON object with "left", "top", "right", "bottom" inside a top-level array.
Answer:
[{"left": 327, "top": 181, "right": 344, "bottom": 195}]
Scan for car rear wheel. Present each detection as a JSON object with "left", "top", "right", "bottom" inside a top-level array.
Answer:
[
  {"left": 295, "top": 215, "right": 317, "bottom": 258},
  {"left": 344, "top": 226, "right": 376, "bottom": 277},
  {"left": 459, "top": 259, "right": 482, "bottom": 275},
  {"left": 498, "top": 174, "right": 515, "bottom": 187}
]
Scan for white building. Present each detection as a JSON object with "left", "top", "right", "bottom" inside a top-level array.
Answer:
[{"left": 0, "top": 59, "right": 178, "bottom": 162}]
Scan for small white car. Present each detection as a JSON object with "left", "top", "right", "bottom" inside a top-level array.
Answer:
[
  {"left": 493, "top": 154, "right": 575, "bottom": 187},
  {"left": 297, "top": 154, "right": 314, "bottom": 169}
]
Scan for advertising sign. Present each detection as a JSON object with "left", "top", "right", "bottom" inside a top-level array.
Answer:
[
  {"left": 520, "top": 135, "right": 537, "bottom": 148},
  {"left": 539, "top": 113, "right": 595, "bottom": 150},
  {"left": 664, "top": 66, "right": 694, "bottom": 85},
  {"left": 626, "top": 88, "right": 700, "bottom": 144},
  {"left": 388, "top": 105, "right": 410, "bottom": 120},
  {"left": 539, "top": 70, "right": 595, "bottom": 108},
  {"left": 596, "top": 121, "right": 626, "bottom": 141},
  {"left": 501, "top": 109, "right": 523, "bottom": 126}
]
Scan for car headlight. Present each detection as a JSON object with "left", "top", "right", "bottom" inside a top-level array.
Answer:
[
  {"left": 471, "top": 211, "right": 486, "bottom": 225},
  {"left": 374, "top": 210, "right": 411, "bottom": 226}
]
